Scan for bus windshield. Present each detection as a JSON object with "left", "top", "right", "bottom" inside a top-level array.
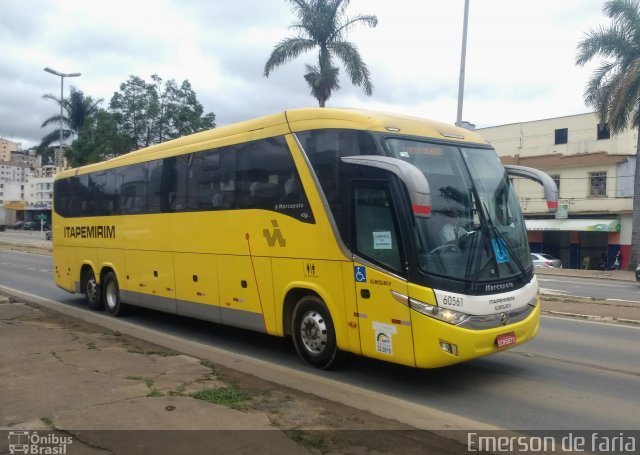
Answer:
[{"left": 384, "top": 138, "right": 530, "bottom": 283}]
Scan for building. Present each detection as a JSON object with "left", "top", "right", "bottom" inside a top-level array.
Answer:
[
  {"left": 29, "top": 177, "right": 54, "bottom": 209},
  {"left": 0, "top": 138, "right": 20, "bottom": 162},
  {"left": 0, "top": 146, "right": 52, "bottom": 225},
  {"left": 0, "top": 161, "right": 35, "bottom": 183},
  {"left": 477, "top": 112, "right": 634, "bottom": 270},
  {"left": 10, "top": 149, "right": 40, "bottom": 170},
  {"left": 0, "top": 181, "right": 27, "bottom": 206}
]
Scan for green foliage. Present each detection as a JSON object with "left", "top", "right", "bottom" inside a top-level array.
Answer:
[
  {"left": 576, "top": 0, "right": 640, "bottom": 133},
  {"left": 264, "top": 0, "right": 377, "bottom": 107},
  {"left": 40, "top": 416, "right": 54, "bottom": 427},
  {"left": 39, "top": 87, "right": 102, "bottom": 151},
  {"left": 67, "top": 110, "right": 133, "bottom": 166},
  {"left": 191, "top": 384, "right": 252, "bottom": 407},
  {"left": 577, "top": 0, "right": 640, "bottom": 267},
  {"left": 109, "top": 74, "right": 216, "bottom": 150},
  {"left": 40, "top": 74, "right": 215, "bottom": 166}
]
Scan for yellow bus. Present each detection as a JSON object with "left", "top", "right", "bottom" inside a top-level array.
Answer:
[{"left": 52, "top": 108, "right": 557, "bottom": 369}]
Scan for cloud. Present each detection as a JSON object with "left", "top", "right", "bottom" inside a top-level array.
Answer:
[{"left": 0, "top": 0, "right": 610, "bottom": 149}]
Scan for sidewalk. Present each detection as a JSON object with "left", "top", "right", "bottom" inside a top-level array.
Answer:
[
  {"left": 0, "top": 295, "right": 310, "bottom": 454},
  {"left": 0, "top": 294, "right": 470, "bottom": 455}
]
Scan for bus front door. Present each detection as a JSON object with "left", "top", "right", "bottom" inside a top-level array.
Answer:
[{"left": 352, "top": 181, "right": 415, "bottom": 367}]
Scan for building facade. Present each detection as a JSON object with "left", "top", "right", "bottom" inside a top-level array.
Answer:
[
  {"left": 0, "top": 138, "right": 19, "bottom": 162},
  {"left": 0, "top": 145, "right": 54, "bottom": 224},
  {"left": 477, "top": 112, "right": 634, "bottom": 270}
]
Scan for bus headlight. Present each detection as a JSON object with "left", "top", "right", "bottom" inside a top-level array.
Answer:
[{"left": 409, "top": 298, "right": 471, "bottom": 325}]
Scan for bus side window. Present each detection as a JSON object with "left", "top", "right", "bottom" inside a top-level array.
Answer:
[
  {"left": 171, "top": 154, "right": 187, "bottom": 211},
  {"left": 147, "top": 160, "right": 163, "bottom": 213},
  {"left": 118, "top": 164, "right": 147, "bottom": 214}
]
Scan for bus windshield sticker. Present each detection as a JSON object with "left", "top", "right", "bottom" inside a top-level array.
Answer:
[
  {"left": 354, "top": 266, "right": 367, "bottom": 282},
  {"left": 492, "top": 238, "right": 509, "bottom": 263},
  {"left": 403, "top": 146, "right": 443, "bottom": 156},
  {"left": 373, "top": 231, "right": 392, "bottom": 249}
]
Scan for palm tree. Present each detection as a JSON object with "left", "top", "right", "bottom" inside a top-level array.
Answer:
[
  {"left": 576, "top": 0, "right": 640, "bottom": 268},
  {"left": 39, "top": 87, "right": 102, "bottom": 150},
  {"left": 264, "top": 0, "right": 377, "bottom": 107}
]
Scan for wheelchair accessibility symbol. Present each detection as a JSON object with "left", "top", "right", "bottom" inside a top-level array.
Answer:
[{"left": 354, "top": 266, "right": 367, "bottom": 283}]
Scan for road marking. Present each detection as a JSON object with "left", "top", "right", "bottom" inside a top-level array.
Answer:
[
  {"left": 539, "top": 288, "right": 569, "bottom": 295},
  {"left": 541, "top": 314, "right": 640, "bottom": 329}
]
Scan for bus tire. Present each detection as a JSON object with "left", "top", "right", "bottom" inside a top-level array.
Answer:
[
  {"left": 292, "top": 296, "right": 342, "bottom": 369},
  {"left": 102, "top": 271, "right": 127, "bottom": 316},
  {"left": 82, "top": 267, "right": 102, "bottom": 311}
]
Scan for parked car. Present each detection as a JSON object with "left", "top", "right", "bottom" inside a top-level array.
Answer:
[
  {"left": 22, "top": 221, "right": 39, "bottom": 230},
  {"left": 531, "top": 252, "right": 562, "bottom": 268},
  {"left": 11, "top": 221, "right": 24, "bottom": 230},
  {"left": 45, "top": 230, "right": 52, "bottom": 241},
  {"left": 635, "top": 264, "right": 640, "bottom": 282}
]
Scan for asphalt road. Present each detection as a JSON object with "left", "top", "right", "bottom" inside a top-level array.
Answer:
[
  {"left": 1, "top": 249, "right": 639, "bottom": 431},
  {"left": 538, "top": 275, "right": 640, "bottom": 303}
]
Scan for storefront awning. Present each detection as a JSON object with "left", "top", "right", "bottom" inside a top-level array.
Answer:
[{"left": 524, "top": 218, "right": 620, "bottom": 232}]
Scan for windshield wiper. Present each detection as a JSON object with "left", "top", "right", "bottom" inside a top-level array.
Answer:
[{"left": 481, "top": 201, "right": 526, "bottom": 278}]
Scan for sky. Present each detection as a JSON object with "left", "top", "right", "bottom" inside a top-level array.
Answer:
[{"left": 0, "top": 0, "right": 609, "bottom": 150}]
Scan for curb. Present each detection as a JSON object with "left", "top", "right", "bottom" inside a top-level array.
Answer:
[
  {"left": 541, "top": 309, "right": 640, "bottom": 326},
  {"left": 535, "top": 269, "right": 636, "bottom": 283}
]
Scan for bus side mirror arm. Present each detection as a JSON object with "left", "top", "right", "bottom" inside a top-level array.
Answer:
[
  {"left": 341, "top": 155, "right": 432, "bottom": 218},
  {"left": 504, "top": 164, "right": 558, "bottom": 213}
]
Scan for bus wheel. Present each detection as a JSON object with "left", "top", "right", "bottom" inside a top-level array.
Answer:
[
  {"left": 82, "top": 268, "right": 102, "bottom": 311},
  {"left": 102, "top": 271, "right": 127, "bottom": 316},
  {"left": 292, "top": 296, "right": 342, "bottom": 369}
]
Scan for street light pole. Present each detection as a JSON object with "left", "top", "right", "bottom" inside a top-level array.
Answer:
[
  {"left": 456, "top": 0, "right": 470, "bottom": 127},
  {"left": 43, "top": 67, "right": 81, "bottom": 165}
]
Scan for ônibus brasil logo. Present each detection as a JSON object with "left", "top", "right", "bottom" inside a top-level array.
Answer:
[{"left": 8, "top": 431, "right": 73, "bottom": 454}]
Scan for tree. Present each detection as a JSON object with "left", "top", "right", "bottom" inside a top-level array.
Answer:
[
  {"left": 109, "top": 74, "right": 216, "bottom": 150},
  {"left": 576, "top": 0, "right": 640, "bottom": 268},
  {"left": 264, "top": 0, "right": 377, "bottom": 107},
  {"left": 67, "top": 110, "right": 134, "bottom": 166},
  {"left": 39, "top": 87, "right": 102, "bottom": 151}
]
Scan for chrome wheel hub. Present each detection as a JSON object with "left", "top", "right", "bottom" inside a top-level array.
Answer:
[
  {"left": 300, "top": 310, "right": 327, "bottom": 354},
  {"left": 85, "top": 278, "right": 98, "bottom": 302}
]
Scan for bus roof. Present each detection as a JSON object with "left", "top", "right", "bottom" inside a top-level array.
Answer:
[{"left": 56, "top": 108, "right": 489, "bottom": 179}]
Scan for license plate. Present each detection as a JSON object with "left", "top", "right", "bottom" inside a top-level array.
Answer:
[{"left": 496, "top": 332, "right": 516, "bottom": 348}]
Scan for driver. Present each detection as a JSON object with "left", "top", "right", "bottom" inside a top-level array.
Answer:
[{"left": 440, "top": 209, "right": 468, "bottom": 243}]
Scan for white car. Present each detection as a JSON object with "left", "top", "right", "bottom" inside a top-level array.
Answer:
[{"left": 531, "top": 253, "right": 562, "bottom": 268}]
